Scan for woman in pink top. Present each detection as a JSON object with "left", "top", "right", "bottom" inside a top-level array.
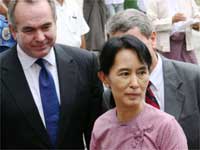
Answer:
[{"left": 90, "top": 35, "right": 188, "bottom": 150}]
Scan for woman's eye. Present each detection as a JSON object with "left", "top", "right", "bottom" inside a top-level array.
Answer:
[
  {"left": 138, "top": 71, "right": 146, "bottom": 75},
  {"left": 120, "top": 72, "right": 129, "bottom": 77},
  {"left": 137, "top": 70, "right": 148, "bottom": 79}
]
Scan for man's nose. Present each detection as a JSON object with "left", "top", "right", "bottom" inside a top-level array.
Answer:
[{"left": 35, "top": 30, "right": 45, "bottom": 42}]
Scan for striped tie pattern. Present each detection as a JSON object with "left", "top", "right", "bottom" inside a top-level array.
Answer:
[{"left": 145, "top": 81, "right": 160, "bottom": 109}]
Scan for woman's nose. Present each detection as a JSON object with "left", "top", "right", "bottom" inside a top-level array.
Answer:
[{"left": 129, "top": 75, "right": 139, "bottom": 88}]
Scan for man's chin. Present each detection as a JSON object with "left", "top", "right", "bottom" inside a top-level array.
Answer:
[{"left": 30, "top": 50, "right": 50, "bottom": 58}]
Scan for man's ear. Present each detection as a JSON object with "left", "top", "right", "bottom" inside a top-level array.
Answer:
[
  {"left": 9, "top": 24, "right": 17, "bottom": 40},
  {"left": 150, "top": 32, "right": 157, "bottom": 50},
  {"left": 98, "top": 71, "right": 110, "bottom": 88}
]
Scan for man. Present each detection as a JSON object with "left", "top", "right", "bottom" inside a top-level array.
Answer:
[
  {"left": 104, "top": 0, "right": 125, "bottom": 18},
  {"left": 0, "top": 0, "right": 103, "bottom": 149},
  {"left": 105, "top": 9, "right": 200, "bottom": 149},
  {"left": 55, "top": 0, "right": 89, "bottom": 48},
  {"left": 83, "top": 0, "right": 107, "bottom": 51},
  {"left": 137, "top": 0, "right": 148, "bottom": 13}
]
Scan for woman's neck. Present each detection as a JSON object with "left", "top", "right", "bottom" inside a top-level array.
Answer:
[{"left": 116, "top": 102, "right": 144, "bottom": 123}]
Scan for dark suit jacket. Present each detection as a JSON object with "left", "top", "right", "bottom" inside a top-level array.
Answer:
[
  {"left": 102, "top": 56, "right": 200, "bottom": 149},
  {"left": 0, "top": 44, "right": 104, "bottom": 149}
]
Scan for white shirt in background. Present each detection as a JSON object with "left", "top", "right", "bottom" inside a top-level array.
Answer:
[
  {"left": 137, "top": 0, "right": 148, "bottom": 12},
  {"left": 55, "top": 0, "right": 89, "bottom": 47},
  {"left": 74, "top": 0, "right": 84, "bottom": 13},
  {"left": 104, "top": 0, "right": 124, "bottom": 5}
]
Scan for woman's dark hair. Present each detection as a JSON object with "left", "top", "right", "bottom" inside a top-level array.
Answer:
[
  {"left": 99, "top": 34, "right": 152, "bottom": 75},
  {"left": 99, "top": 35, "right": 152, "bottom": 108}
]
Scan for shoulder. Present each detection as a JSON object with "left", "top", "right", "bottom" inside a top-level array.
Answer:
[
  {"left": 142, "top": 104, "right": 185, "bottom": 136},
  {"left": 143, "top": 104, "right": 184, "bottom": 132},
  {"left": 0, "top": 47, "right": 16, "bottom": 62},
  {"left": 143, "top": 104, "right": 175, "bottom": 124},
  {"left": 54, "top": 44, "right": 99, "bottom": 77},
  {"left": 55, "top": 44, "right": 97, "bottom": 64},
  {"left": 139, "top": 104, "right": 183, "bottom": 134},
  {"left": 162, "top": 56, "right": 200, "bottom": 78},
  {"left": 93, "top": 109, "right": 116, "bottom": 132},
  {"left": 145, "top": 104, "right": 188, "bottom": 148}
]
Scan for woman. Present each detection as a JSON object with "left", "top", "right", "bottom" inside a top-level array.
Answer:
[{"left": 90, "top": 35, "right": 188, "bottom": 150}]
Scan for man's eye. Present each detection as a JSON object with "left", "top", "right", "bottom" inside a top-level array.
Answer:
[
  {"left": 23, "top": 28, "right": 34, "bottom": 33},
  {"left": 42, "top": 25, "right": 50, "bottom": 31},
  {"left": 42, "top": 24, "right": 52, "bottom": 31}
]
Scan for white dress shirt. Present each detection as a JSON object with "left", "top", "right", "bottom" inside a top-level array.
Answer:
[
  {"left": 149, "top": 54, "right": 165, "bottom": 111},
  {"left": 137, "top": 0, "right": 148, "bottom": 12},
  {"left": 104, "top": 0, "right": 124, "bottom": 5},
  {"left": 55, "top": 0, "right": 89, "bottom": 47},
  {"left": 17, "top": 45, "right": 60, "bottom": 127}
]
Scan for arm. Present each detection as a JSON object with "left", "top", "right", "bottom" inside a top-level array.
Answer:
[
  {"left": 0, "top": 2, "right": 7, "bottom": 17},
  {"left": 90, "top": 132, "right": 97, "bottom": 150},
  {"left": 83, "top": 53, "right": 104, "bottom": 149},
  {"left": 147, "top": 0, "right": 173, "bottom": 32}
]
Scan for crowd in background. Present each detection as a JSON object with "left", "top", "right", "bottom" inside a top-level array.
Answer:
[
  {"left": 1, "top": 0, "right": 200, "bottom": 64},
  {"left": 0, "top": 0, "right": 200, "bottom": 149}
]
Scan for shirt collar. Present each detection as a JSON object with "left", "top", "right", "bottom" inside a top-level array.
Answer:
[
  {"left": 17, "top": 44, "right": 56, "bottom": 70},
  {"left": 149, "top": 54, "right": 163, "bottom": 90}
]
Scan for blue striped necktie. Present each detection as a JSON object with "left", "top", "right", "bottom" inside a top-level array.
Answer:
[{"left": 36, "top": 58, "right": 60, "bottom": 147}]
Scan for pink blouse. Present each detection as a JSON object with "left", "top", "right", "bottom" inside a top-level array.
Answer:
[{"left": 90, "top": 103, "right": 188, "bottom": 150}]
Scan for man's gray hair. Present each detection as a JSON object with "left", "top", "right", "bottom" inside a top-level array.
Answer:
[
  {"left": 7, "top": 0, "right": 57, "bottom": 30},
  {"left": 106, "top": 9, "right": 154, "bottom": 38}
]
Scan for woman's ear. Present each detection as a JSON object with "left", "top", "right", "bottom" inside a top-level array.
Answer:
[{"left": 98, "top": 71, "right": 110, "bottom": 88}]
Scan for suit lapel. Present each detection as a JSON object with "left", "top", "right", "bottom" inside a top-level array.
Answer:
[
  {"left": 54, "top": 45, "right": 78, "bottom": 145},
  {"left": 162, "top": 57, "right": 185, "bottom": 120},
  {"left": 1, "top": 47, "right": 51, "bottom": 146}
]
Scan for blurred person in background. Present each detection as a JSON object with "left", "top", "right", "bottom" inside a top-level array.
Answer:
[
  {"left": 55, "top": 0, "right": 89, "bottom": 49},
  {"left": 104, "top": 0, "right": 125, "bottom": 18},
  {"left": 83, "top": 0, "right": 107, "bottom": 52},
  {"left": 137, "top": 0, "right": 148, "bottom": 13},
  {"left": 0, "top": 0, "right": 15, "bottom": 52},
  {"left": 192, "top": 0, "right": 200, "bottom": 63},
  {"left": 147, "top": 0, "right": 200, "bottom": 64}
]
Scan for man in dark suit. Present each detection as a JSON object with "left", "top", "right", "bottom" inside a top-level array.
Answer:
[
  {"left": 0, "top": 0, "right": 103, "bottom": 149},
  {"left": 104, "top": 9, "right": 200, "bottom": 149}
]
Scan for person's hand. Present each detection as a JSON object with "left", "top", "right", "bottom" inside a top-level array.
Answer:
[
  {"left": 191, "top": 23, "right": 200, "bottom": 31},
  {"left": 172, "top": 13, "right": 186, "bottom": 24}
]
